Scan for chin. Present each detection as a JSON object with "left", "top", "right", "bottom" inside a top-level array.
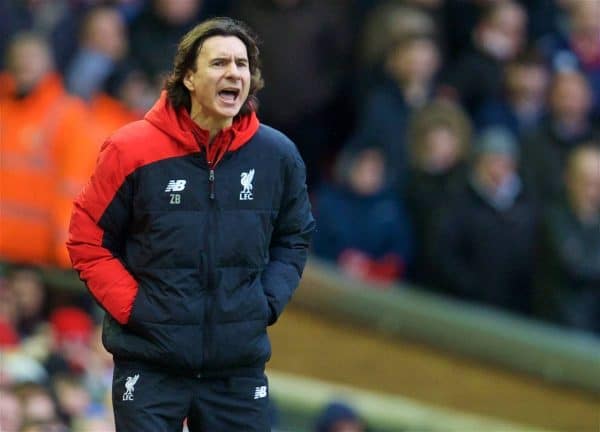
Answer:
[{"left": 221, "top": 109, "right": 242, "bottom": 119}]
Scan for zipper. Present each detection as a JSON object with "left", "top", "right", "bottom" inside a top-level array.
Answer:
[
  {"left": 202, "top": 161, "right": 217, "bottom": 371},
  {"left": 208, "top": 168, "right": 215, "bottom": 200},
  {"left": 205, "top": 162, "right": 217, "bottom": 292}
]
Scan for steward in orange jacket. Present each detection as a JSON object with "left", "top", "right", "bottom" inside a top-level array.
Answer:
[{"left": 1, "top": 33, "right": 97, "bottom": 267}]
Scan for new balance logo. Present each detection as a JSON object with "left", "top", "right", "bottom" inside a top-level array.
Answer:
[
  {"left": 253, "top": 385, "right": 267, "bottom": 399},
  {"left": 165, "top": 179, "right": 187, "bottom": 192}
]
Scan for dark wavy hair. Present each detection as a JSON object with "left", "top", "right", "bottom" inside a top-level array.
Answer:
[{"left": 164, "top": 17, "right": 264, "bottom": 116}]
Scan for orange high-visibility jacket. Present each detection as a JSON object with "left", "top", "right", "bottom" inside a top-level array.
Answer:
[{"left": 0, "top": 74, "right": 97, "bottom": 267}]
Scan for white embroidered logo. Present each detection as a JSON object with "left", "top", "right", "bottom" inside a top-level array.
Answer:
[
  {"left": 240, "top": 169, "right": 255, "bottom": 200},
  {"left": 165, "top": 179, "right": 187, "bottom": 192},
  {"left": 253, "top": 385, "right": 267, "bottom": 399},
  {"left": 122, "top": 374, "right": 139, "bottom": 401}
]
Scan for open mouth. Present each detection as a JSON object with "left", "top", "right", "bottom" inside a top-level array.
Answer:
[{"left": 218, "top": 88, "right": 240, "bottom": 104}]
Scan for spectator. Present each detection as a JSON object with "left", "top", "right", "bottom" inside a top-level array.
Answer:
[
  {"left": 536, "top": 0, "right": 600, "bottom": 120},
  {"left": 97, "top": 65, "right": 155, "bottom": 119},
  {"left": 534, "top": 145, "right": 600, "bottom": 334},
  {"left": 51, "top": 373, "right": 93, "bottom": 429},
  {"left": 314, "top": 401, "right": 366, "bottom": 432},
  {"left": 45, "top": 307, "right": 94, "bottom": 376},
  {"left": 129, "top": 0, "right": 205, "bottom": 87},
  {"left": 354, "top": 32, "right": 441, "bottom": 192},
  {"left": 433, "top": 127, "right": 537, "bottom": 314},
  {"left": 476, "top": 50, "right": 550, "bottom": 139},
  {"left": 357, "top": 2, "right": 436, "bottom": 97},
  {"left": 405, "top": 101, "right": 471, "bottom": 286},
  {"left": 65, "top": 6, "right": 128, "bottom": 101},
  {"left": 312, "top": 146, "right": 412, "bottom": 286},
  {"left": 85, "top": 64, "right": 147, "bottom": 155},
  {"left": 0, "top": 0, "right": 75, "bottom": 70},
  {"left": 14, "top": 382, "right": 62, "bottom": 426},
  {"left": 440, "top": 1, "right": 527, "bottom": 117},
  {"left": 0, "top": 32, "right": 96, "bottom": 268},
  {"left": 230, "top": 0, "right": 354, "bottom": 188},
  {"left": 8, "top": 268, "right": 48, "bottom": 338},
  {"left": 87, "top": 84, "right": 143, "bottom": 146},
  {"left": 521, "top": 70, "right": 598, "bottom": 205}
]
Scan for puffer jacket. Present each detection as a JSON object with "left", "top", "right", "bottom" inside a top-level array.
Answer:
[{"left": 67, "top": 92, "right": 315, "bottom": 375}]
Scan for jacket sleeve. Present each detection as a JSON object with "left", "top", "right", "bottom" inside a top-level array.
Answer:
[
  {"left": 66, "top": 139, "right": 138, "bottom": 324},
  {"left": 262, "top": 151, "right": 315, "bottom": 325}
]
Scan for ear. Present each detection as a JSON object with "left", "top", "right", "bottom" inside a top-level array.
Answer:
[{"left": 183, "top": 70, "right": 195, "bottom": 91}]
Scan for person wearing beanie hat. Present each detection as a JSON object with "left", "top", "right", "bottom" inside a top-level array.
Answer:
[
  {"left": 314, "top": 401, "right": 365, "bottom": 432},
  {"left": 431, "top": 126, "right": 538, "bottom": 314},
  {"left": 471, "top": 126, "right": 521, "bottom": 210}
]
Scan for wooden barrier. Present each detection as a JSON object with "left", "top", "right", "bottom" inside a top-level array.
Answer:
[{"left": 294, "top": 259, "right": 600, "bottom": 394}]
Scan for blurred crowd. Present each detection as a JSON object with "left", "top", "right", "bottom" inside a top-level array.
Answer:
[{"left": 1, "top": 0, "right": 600, "bottom": 430}]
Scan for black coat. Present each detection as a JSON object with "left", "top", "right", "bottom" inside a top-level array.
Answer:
[
  {"left": 432, "top": 181, "right": 537, "bottom": 314},
  {"left": 520, "top": 118, "right": 599, "bottom": 205},
  {"left": 535, "top": 204, "right": 600, "bottom": 332},
  {"left": 68, "top": 94, "right": 315, "bottom": 375}
]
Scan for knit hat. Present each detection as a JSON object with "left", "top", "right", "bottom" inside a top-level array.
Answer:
[{"left": 475, "top": 126, "right": 519, "bottom": 159}]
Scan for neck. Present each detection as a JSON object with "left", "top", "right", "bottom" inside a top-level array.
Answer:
[
  {"left": 571, "top": 199, "right": 599, "bottom": 225},
  {"left": 189, "top": 102, "right": 232, "bottom": 142}
]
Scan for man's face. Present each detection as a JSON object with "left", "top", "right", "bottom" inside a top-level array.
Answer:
[
  {"left": 550, "top": 73, "right": 592, "bottom": 121},
  {"left": 476, "top": 153, "right": 516, "bottom": 192},
  {"left": 184, "top": 35, "right": 251, "bottom": 124},
  {"left": 422, "top": 126, "right": 461, "bottom": 173},
  {"left": 9, "top": 38, "right": 53, "bottom": 92},
  {"left": 480, "top": 3, "right": 526, "bottom": 61},
  {"left": 567, "top": 151, "right": 600, "bottom": 216}
]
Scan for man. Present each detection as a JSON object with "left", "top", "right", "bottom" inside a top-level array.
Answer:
[
  {"left": 67, "top": 17, "right": 315, "bottom": 431},
  {"left": 433, "top": 127, "right": 537, "bottom": 315},
  {"left": 521, "top": 70, "right": 598, "bottom": 204},
  {"left": 535, "top": 145, "right": 600, "bottom": 334},
  {"left": 0, "top": 32, "right": 97, "bottom": 268}
]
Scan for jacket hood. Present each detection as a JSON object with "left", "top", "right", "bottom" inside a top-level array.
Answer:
[{"left": 144, "top": 91, "right": 260, "bottom": 162}]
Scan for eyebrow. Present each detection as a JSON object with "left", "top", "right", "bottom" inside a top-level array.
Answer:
[{"left": 211, "top": 54, "right": 248, "bottom": 61}]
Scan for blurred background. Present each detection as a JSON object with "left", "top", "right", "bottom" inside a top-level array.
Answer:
[{"left": 1, "top": 0, "right": 599, "bottom": 431}]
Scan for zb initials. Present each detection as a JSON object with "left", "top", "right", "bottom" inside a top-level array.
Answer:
[{"left": 170, "top": 194, "right": 181, "bottom": 204}]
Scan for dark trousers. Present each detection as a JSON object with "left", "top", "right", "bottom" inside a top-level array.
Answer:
[{"left": 112, "top": 359, "right": 271, "bottom": 432}]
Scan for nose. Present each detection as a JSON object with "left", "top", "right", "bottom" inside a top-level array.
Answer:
[{"left": 225, "top": 61, "right": 241, "bottom": 79}]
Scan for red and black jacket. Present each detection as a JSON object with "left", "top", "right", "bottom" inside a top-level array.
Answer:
[{"left": 67, "top": 92, "right": 315, "bottom": 374}]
